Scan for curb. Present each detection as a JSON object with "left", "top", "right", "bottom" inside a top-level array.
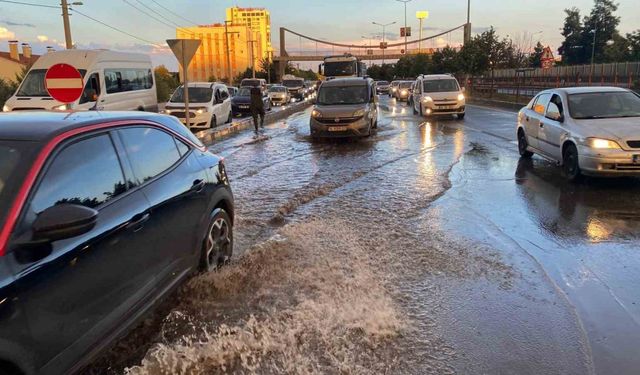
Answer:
[{"left": 194, "top": 100, "right": 313, "bottom": 144}]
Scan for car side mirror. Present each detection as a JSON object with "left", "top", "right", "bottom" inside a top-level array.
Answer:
[
  {"left": 33, "top": 204, "right": 98, "bottom": 242},
  {"left": 547, "top": 112, "right": 564, "bottom": 123}
]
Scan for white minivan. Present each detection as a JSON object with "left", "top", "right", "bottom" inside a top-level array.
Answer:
[
  {"left": 3, "top": 49, "right": 157, "bottom": 112},
  {"left": 164, "top": 82, "right": 232, "bottom": 129}
]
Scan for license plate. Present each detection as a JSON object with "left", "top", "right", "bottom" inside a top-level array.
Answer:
[
  {"left": 633, "top": 155, "right": 640, "bottom": 164},
  {"left": 438, "top": 105, "right": 454, "bottom": 109},
  {"left": 240, "top": 105, "right": 249, "bottom": 109},
  {"left": 328, "top": 126, "right": 345, "bottom": 132}
]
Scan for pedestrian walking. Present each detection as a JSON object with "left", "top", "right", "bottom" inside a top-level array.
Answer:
[{"left": 250, "top": 86, "right": 265, "bottom": 135}]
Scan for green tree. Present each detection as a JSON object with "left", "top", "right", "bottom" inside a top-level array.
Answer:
[
  {"left": 529, "top": 42, "right": 545, "bottom": 67},
  {"left": 0, "top": 78, "right": 16, "bottom": 108},
  {"left": 431, "top": 47, "right": 460, "bottom": 74},
  {"left": 627, "top": 30, "right": 640, "bottom": 61},
  {"left": 558, "top": 7, "right": 585, "bottom": 65},
  {"left": 581, "top": 0, "right": 621, "bottom": 64},
  {"left": 154, "top": 65, "right": 178, "bottom": 102},
  {"left": 207, "top": 74, "right": 217, "bottom": 82}
]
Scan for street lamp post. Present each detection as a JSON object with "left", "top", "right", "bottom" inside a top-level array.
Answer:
[
  {"left": 61, "top": 0, "right": 83, "bottom": 49},
  {"left": 372, "top": 21, "right": 396, "bottom": 65},
  {"left": 397, "top": 0, "right": 412, "bottom": 54},
  {"left": 416, "top": 11, "right": 429, "bottom": 54},
  {"left": 362, "top": 36, "right": 372, "bottom": 64}
]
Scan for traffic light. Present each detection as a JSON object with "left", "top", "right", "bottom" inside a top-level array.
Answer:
[
  {"left": 400, "top": 27, "right": 406, "bottom": 37},
  {"left": 400, "top": 27, "right": 412, "bottom": 37},
  {"left": 405, "top": 27, "right": 411, "bottom": 37}
]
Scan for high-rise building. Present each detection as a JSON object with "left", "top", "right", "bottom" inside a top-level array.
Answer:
[
  {"left": 225, "top": 7, "right": 272, "bottom": 68},
  {"left": 176, "top": 23, "right": 252, "bottom": 82}
]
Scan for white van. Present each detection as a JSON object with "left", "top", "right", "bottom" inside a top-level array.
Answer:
[
  {"left": 163, "top": 82, "right": 232, "bottom": 129},
  {"left": 3, "top": 49, "right": 157, "bottom": 112}
]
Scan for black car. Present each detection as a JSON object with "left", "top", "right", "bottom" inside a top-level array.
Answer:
[
  {"left": 0, "top": 111, "right": 234, "bottom": 374},
  {"left": 231, "top": 87, "right": 272, "bottom": 116}
]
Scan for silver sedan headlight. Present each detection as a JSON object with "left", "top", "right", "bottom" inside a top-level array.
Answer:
[{"left": 586, "top": 138, "right": 621, "bottom": 149}]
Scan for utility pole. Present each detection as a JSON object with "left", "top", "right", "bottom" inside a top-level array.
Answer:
[
  {"left": 373, "top": 21, "right": 396, "bottom": 65},
  {"left": 397, "top": 0, "right": 412, "bottom": 54},
  {"left": 248, "top": 40, "right": 257, "bottom": 79},
  {"left": 590, "top": 15, "right": 599, "bottom": 80},
  {"left": 224, "top": 21, "right": 233, "bottom": 86},
  {"left": 61, "top": 0, "right": 73, "bottom": 49}
]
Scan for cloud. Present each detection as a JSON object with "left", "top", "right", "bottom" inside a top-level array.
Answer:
[
  {"left": 0, "top": 26, "right": 15, "bottom": 39},
  {"left": 37, "top": 35, "right": 48, "bottom": 42},
  {"left": 1, "top": 20, "right": 35, "bottom": 28}
]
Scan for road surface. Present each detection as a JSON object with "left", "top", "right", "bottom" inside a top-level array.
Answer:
[{"left": 86, "top": 96, "right": 640, "bottom": 375}]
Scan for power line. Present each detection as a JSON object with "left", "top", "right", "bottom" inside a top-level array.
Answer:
[
  {"left": 0, "top": 0, "right": 58, "bottom": 9},
  {"left": 71, "top": 7, "right": 159, "bottom": 45},
  {"left": 132, "top": 0, "right": 198, "bottom": 36},
  {"left": 149, "top": 0, "right": 199, "bottom": 26},
  {"left": 122, "top": 0, "right": 195, "bottom": 36}
]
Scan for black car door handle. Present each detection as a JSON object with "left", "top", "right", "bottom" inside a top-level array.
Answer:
[
  {"left": 191, "top": 179, "right": 206, "bottom": 193},
  {"left": 126, "top": 213, "right": 150, "bottom": 232}
]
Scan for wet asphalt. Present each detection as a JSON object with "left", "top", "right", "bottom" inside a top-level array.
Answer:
[{"left": 207, "top": 96, "right": 640, "bottom": 375}]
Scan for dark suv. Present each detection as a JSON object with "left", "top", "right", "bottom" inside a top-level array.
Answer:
[{"left": 0, "top": 111, "right": 234, "bottom": 374}]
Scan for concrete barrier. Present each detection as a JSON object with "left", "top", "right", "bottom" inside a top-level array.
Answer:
[
  {"left": 467, "top": 97, "right": 524, "bottom": 112},
  {"left": 195, "top": 100, "right": 313, "bottom": 144}
]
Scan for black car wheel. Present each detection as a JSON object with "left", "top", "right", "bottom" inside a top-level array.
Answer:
[
  {"left": 458, "top": 113, "right": 466, "bottom": 120},
  {"left": 210, "top": 115, "right": 217, "bottom": 129},
  {"left": 518, "top": 129, "right": 533, "bottom": 158},
  {"left": 200, "top": 209, "right": 233, "bottom": 272},
  {"left": 563, "top": 144, "right": 582, "bottom": 182}
]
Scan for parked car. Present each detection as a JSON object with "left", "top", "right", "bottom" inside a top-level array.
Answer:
[
  {"left": 310, "top": 77, "right": 378, "bottom": 139},
  {"left": 231, "top": 86, "right": 272, "bottom": 116},
  {"left": 394, "top": 81, "right": 414, "bottom": 102},
  {"left": 517, "top": 87, "right": 640, "bottom": 180},
  {"left": 268, "top": 85, "right": 291, "bottom": 106},
  {"left": 410, "top": 74, "right": 465, "bottom": 118},
  {"left": 163, "top": 82, "right": 232, "bottom": 129},
  {"left": 0, "top": 111, "right": 234, "bottom": 374},
  {"left": 375, "top": 80, "right": 390, "bottom": 95},
  {"left": 3, "top": 49, "right": 157, "bottom": 112}
]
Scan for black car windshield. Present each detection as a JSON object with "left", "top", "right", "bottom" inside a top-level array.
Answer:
[
  {"left": 423, "top": 79, "right": 459, "bottom": 92},
  {"left": 269, "top": 86, "right": 287, "bottom": 93},
  {"left": 317, "top": 85, "right": 368, "bottom": 105},
  {"left": 283, "top": 80, "right": 303, "bottom": 88},
  {"left": 324, "top": 61, "right": 356, "bottom": 77},
  {"left": 17, "top": 69, "right": 86, "bottom": 97},
  {"left": 237, "top": 87, "right": 252, "bottom": 97},
  {"left": 241, "top": 79, "right": 261, "bottom": 87},
  {"left": 169, "top": 87, "right": 213, "bottom": 103},
  {"left": 569, "top": 92, "right": 640, "bottom": 119},
  {"left": 378, "top": 81, "right": 389, "bottom": 86},
  {"left": 0, "top": 141, "right": 34, "bottom": 229}
]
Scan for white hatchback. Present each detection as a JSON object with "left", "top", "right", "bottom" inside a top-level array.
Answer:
[
  {"left": 164, "top": 82, "right": 232, "bottom": 129},
  {"left": 410, "top": 74, "right": 465, "bottom": 119}
]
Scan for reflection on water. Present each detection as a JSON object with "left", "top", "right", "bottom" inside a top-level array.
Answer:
[{"left": 515, "top": 158, "right": 640, "bottom": 243}]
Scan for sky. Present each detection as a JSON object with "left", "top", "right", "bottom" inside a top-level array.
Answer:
[{"left": 0, "top": 0, "right": 639, "bottom": 70}]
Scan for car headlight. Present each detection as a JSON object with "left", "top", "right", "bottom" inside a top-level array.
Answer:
[
  {"left": 2, "top": 105, "right": 10, "bottom": 112},
  {"left": 587, "top": 138, "right": 621, "bottom": 149},
  {"left": 311, "top": 109, "right": 322, "bottom": 118},
  {"left": 353, "top": 109, "right": 365, "bottom": 117},
  {"left": 422, "top": 96, "right": 433, "bottom": 103},
  {"left": 457, "top": 93, "right": 465, "bottom": 101},
  {"left": 401, "top": 90, "right": 408, "bottom": 95},
  {"left": 163, "top": 109, "right": 172, "bottom": 114},
  {"left": 52, "top": 104, "right": 68, "bottom": 111},
  {"left": 392, "top": 88, "right": 397, "bottom": 92},
  {"left": 195, "top": 108, "right": 207, "bottom": 115}
]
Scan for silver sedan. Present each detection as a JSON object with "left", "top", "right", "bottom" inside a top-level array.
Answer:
[{"left": 517, "top": 87, "right": 640, "bottom": 180}]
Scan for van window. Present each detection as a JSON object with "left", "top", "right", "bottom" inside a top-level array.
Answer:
[
  {"left": 17, "top": 69, "right": 87, "bottom": 97},
  {"left": 105, "top": 69, "right": 153, "bottom": 94},
  {"left": 79, "top": 73, "right": 100, "bottom": 104}
]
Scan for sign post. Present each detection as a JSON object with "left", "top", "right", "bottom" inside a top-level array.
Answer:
[
  {"left": 167, "top": 39, "right": 202, "bottom": 128},
  {"left": 541, "top": 46, "right": 555, "bottom": 70},
  {"left": 45, "top": 63, "right": 84, "bottom": 106}
]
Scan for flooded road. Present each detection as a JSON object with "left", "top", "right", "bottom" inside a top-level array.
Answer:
[{"left": 87, "top": 97, "right": 640, "bottom": 374}]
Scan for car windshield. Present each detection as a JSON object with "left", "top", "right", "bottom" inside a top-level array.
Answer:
[
  {"left": 283, "top": 80, "right": 303, "bottom": 88},
  {"left": 237, "top": 87, "right": 251, "bottom": 97},
  {"left": 324, "top": 61, "right": 356, "bottom": 77},
  {"left": 269, "top": 86, "right": 286, "bottom": 93},
  {"left": 378, "top": 81, "right": 389, "bottom": 86},
  {"left": 317, "top": 85, "right": 368, "bottom": 105},
  {"left": 569, "top": 91, "right": 640, "bottom": 119},
  {"left": 0, "top": 141, "right": 33, "bottom": 229},
  {"left": 169, "top": 87, "right": 213, "bottom": 103},
  {"left": 241, "top": 79, "right": 261, "bottom": 87},
  {"left": 423, "top": 79, "right": 459, "bottom": 92},
  {"left": 399, "top": 82, "right": 413, "bottom": 89},
  {"left": 16, "top": 69, "right": 86, "bottom": 97}
]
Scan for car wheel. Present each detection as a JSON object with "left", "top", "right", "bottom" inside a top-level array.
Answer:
[
  {"left": 200, "top": 209, "right": 233, "bottom": 272},
  {"left": 563, "top": 144, "right": 582, "bottom": 182},
  {"left": 458, "top": 113, "right": 466, "bottom": 120},
  {"left": 210, "top": 115, "right": 217, "bottom": 129},
  {"left": 518, "top": 129, "right": 533, "bottom": 158},
  {"left": 413, "top": 100, "right": 418, "bottom": 115}
]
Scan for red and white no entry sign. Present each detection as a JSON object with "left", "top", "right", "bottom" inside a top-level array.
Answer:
[{"left": 45, "top": 63, "right": 84, "bottom": 104}]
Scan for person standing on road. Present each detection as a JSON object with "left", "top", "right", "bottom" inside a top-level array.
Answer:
[{"left": 250, "top": 86, "right": 265, "bottom": 135}]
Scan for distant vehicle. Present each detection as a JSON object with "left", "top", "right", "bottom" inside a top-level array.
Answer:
[
  {"left": 389, "top": 81, "right": 401, "bottom": 96},
  {"left": 517, "top": 87, "right": 640, "bottom": 180},
  {"left": 282, "top": 75, "right": 306, "bottom": 100},
  {"left": 231, "top": 86, "right": 272, "bottom": 116},
  {"left": 0, "top": 111, "right": 233, "bottom": 375},
  {"left": 3, "top": 49, "right": 157, "bottom": 112},
  {"left": 227, "top": 86, "right": 239, "bottom": 97},
  {"left": 410, "top": 74, "right": 465, "bottom": 118},
  {"left": 304, "top": 80, "right": 316, "bottom": 94},
  {"left": 393, "top": 81, "right": 414, "bottom": 102},
  {"left": 310, "top": 77, "right": 378, "bottom": 139},
  {"left": 240, "top": 78, "right": 267, "bottom": 91},
  {"left": 268, "top": 85, "right": 291, "bottom": 106},
  {"left": 163, "top": 82, "right": 232, "bottom": 129},
  {"left": 320, "top": 54, "right": 367, "bottom": 79},
  {"left": 375, "top": 80, "right": 390, "bottom": 95}
]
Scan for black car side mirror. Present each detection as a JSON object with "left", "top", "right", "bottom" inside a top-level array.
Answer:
[{"left": 33, "top": 204, "right": 98, "bottom": 242}]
